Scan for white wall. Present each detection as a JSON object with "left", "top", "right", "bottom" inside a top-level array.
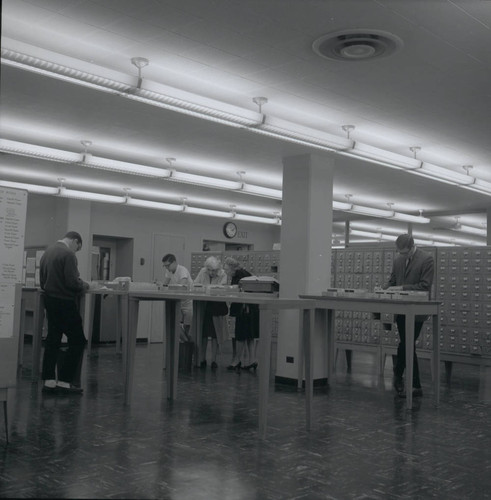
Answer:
[{"left": 25, "top": 194, "right": 280, "bottom": 280}]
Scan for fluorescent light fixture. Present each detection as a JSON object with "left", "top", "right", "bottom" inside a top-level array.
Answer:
[
  {"left": 349, "top": 228, "right": 479, "bottom": 247},
  {"left": 86, "top": 156, "right": 171, "bottom": 178},
  {"left": 333, "top": 201, "right": 353, "bottom": 211},
  {"left": 1, "top": 53, "right": 126, "bottom": 96},
  {"left": 0, "top": 138, "right": 80, "bottom": 163},
  {"left": 233, "top": 213, "right": 281, "bottom": 224},
  {"left": 124, "top": 198, "right": 181, "bottom": 211},
  {"left": 1, "top": 139, "right": 282, "bottom": 197},
  {"left": 467, "top": 178, "right": 491, "bottom": 195},
  {"left": 389, "top": 212, "right": 430, "bottom": 224},
  {"left": 123, "top": 92, "right": 255, "bottom": 129},
  {"left": 1, "top": 49, "right": 260, "bottom": 129},
  {"left": 240, "top": 183, "right": 282, "bottom": 199},
  {"left": 183, "top": 206, "right": 231, "bottom": 217},
  {"left": 350, "top": 229, "right": 393, "bottom": 241},
  {"left": 454, "top": 224, "right": 487, "bottom": 237},
  {"left": 412, "top": 163, "right": 475, "bottom": 186},
  {"left": 341, "top": 142, "right": 422, "bottom": 170},
  {"left": 169, "top": 171, "right": 240, "bottom": 190},
  {"left": 350, "top": 204, "right": 394, "bottom": 218},
  {"left": 57, "top": 187, "right": 125, "bottom": 203},
  {"left": 0, "top": 178, "right": 282, "bottom": 224},
  {"left": 5, "top": 47, "right": 491, "bottom": 203},
  {"left": 0, "top": 180, "right": 59, "bottom": 195},
  {"left": 348, "top": 221, "right": 485, "bottom": 246},
  {"left": 249, "top": 115, "right": 353, "bottom": 153},
  {"left": 333, "top": 200, "right": 429, "bottom": 223}
]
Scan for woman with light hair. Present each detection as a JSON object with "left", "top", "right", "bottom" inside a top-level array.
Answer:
[
  {"left": 194, "top": 256, "right": 228, "bottom": 370},
  {"left": 223, "top": 257, "right": 259, "bottom": 372}
]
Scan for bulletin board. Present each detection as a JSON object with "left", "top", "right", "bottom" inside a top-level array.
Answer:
[
  {"left": 23, "top": 247, "right": 46, "bottom": 287},
  {"left": 0, "top": 187, "right": 28, "bottom": 339}
]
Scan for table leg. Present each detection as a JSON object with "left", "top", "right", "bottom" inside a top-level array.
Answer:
[
  {"left": 405, "top": 313, "right": 415, "bottom": 410},
  {"left": 116, "top": 295, "right": 122, "bottom": 354},
  {"left": 327, "top": 309, "right": 335, "bottom": 384},
  {"left": 304, "top": 308, "right": 313, "bottom": 432},
  {"left": 192, "top": 301, "right": 204, "bottom": 366},
  {"left": 120, "top": 295, "right": 129, "bottom": 375},
  {"left": 32, "top": 291, "right": 44, "bottom": 381},
  {"left": 18, "top": 297, "right": 26, "bottom": 367},
  {"left": 165, "top": 300, "right": 180, "bottom": 399},
  {"left": 297, "top": 310, "right": 304, "bottom": 390},
  {"left": 432, "top": 313, "right": 440, "bottom": 406},
  {"left": 258, "top": 308, "right": 272, "bottom": 439},
  {"left": 85, "top": 294, "right": 96, "bottom": 357},
  {"left": 125, "top": 297, "right": 139, "bottom": 405}
]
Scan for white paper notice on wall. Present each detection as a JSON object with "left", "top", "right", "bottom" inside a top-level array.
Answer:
[{"left": 0, "top": 187, "right": 28, "bottom": 338}]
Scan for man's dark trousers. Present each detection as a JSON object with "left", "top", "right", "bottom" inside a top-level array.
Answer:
[
  {"left": 42, "top": 295, "right": 86, "bottom": 384},
  {"left": 395, "top": 316, "right": 424, "bottom": 389}
]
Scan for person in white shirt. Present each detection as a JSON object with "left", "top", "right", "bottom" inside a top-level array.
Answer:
[{"left": 162, "top": 254, "right": 193, "bottom": 342}]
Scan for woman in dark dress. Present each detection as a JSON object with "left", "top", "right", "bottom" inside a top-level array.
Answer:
[{"left": 223, "top": 257, "right": 259, "bottom": 371}]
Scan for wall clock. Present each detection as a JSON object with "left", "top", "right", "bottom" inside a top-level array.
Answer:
[{"left": 223, "top": 221, "right": 238, "bottom": 239}]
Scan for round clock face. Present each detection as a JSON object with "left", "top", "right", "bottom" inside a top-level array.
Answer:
[{"left": 223, "top": 222, "right": 238, "bottom": 239}]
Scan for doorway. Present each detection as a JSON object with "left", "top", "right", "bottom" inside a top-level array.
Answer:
[{"left": 91, "top": 236, "right": 133, "bottom": 343}]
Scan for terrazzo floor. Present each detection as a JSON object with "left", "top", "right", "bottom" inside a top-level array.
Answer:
[{"left": 1, "top": 342, "right": 490, "bottom": 499}]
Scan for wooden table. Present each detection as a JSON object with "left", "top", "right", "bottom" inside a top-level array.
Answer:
[
  {"left": 299, "top": 294, "right": 441, "bottom": 415},
  {"left": 126, "top": 290, "right": 315, "bottom": 438}
]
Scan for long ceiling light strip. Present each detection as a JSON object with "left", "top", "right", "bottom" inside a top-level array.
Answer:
[
  {"left": 240, "top": 183, "right": 282, "bottom": 199},
  {"left": 411, "top": 163, "right": 476, "bottom": 186},
  {"left": 3, "top": 48, "right": 491, "bottom": 199},
  {"left": 57, "top": 187, "right": 124, "bottom": 203},
  {"left": 0, "top": 139, "right": 280, "bottom": 197},
  {"left": 332, "top": 200, "right": 429, "bottom": 224},
  {"left": 169, "top": 171, "right": 240, "bottom": 190},
  {"left": 341, "top": 142, "right": 422, "bottom": 170},
  {"left": 350, "top": 221, "right": 486, "bottom": 242},
  {"left": 0, "top": 180, "right": 281, "bottom": 225},
  {"left": 1, "top": 49, "right": 259, "bottom": 129},
  {"left": 349, "top": 228, "right": 480, "bottom": 247},
  {"left": 0, "top": 180, "right": 59, "bottom": 195},
  {"left": 0, "top": 138, "right": 427, "bottom": 222}
]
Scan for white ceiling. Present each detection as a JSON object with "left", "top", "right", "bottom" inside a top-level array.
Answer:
[{"left": 1, "top": 0, "right": 490, "bottom": 245}]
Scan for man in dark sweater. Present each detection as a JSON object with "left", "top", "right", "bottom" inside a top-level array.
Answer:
[{"left": 40, "top": 231, "right": 89, "bottom": 394}]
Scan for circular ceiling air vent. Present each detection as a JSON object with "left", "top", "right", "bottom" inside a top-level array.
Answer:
[{"left": 313, "top": 29, "right": 403, "bottom": 61}]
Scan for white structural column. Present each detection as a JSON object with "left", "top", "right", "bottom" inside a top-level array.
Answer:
[{"left": 276, "top": 153, "right": 334, "bottom": 382}]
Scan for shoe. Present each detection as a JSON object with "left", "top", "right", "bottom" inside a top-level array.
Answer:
[
  {"left": 393, "top": 376, "right": 404, "bottom": 394},
  {"left": 42, "top": 385, "right": 58, "bottom": 394},
  {"left": 397, "top": 388, "right": 423, "bottom": 399},
  {"left": 57, "top": 385, "right": 83, "bottom": 395},
  {"left": 242, "top": 362, "right": 258, "bottom": 372},
  {"left": 200, "top": 360, "right": 207, "bottom": 370},
  {"left": 211, "top": 361, "right": 218, "bottom": 371}
]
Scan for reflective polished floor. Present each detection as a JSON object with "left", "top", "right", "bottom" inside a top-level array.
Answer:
[{"left": 1, "top": 343, "right": 490, "bottom": 499}]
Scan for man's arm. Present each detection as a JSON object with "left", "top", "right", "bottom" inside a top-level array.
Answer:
[
  {"left": 402, "top": 255, "right": 434, "bottom": 291},
  {"left": 382, "top": 266, "right": 397, "bottom": 290},
  {"left": 161, "top": 269, "right": 172, "bottom": 286},
  {"left": 63, "top": 254, "right": 89, "bottom": 292}
]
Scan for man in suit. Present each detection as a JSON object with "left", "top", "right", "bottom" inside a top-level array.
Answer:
[{"left": 383, "top": 234, "right": 434, "bottom": 397}]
